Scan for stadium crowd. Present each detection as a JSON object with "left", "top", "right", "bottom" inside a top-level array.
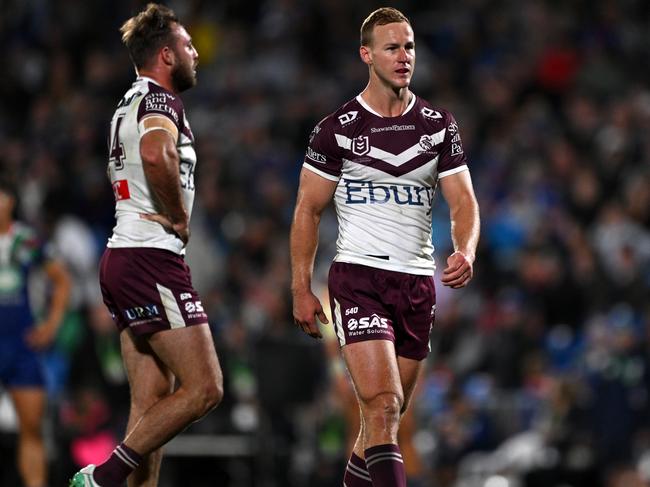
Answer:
[{"left": 1, "top": 1, "right": 649, "bottom": 486}]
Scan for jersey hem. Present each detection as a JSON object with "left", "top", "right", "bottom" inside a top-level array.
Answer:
[
  {"left": 107, "top": 240, "right": 185, "bottom": 255},
  {"left": 333, "top": 254, "right": 435, "bottom": 276}
]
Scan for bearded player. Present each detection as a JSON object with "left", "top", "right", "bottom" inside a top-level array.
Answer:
[{"left": 71, "top": 4, "right": 223, "bottom": 486}]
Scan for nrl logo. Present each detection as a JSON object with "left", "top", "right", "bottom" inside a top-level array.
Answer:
[{"left": 352, "top": 136, "right": 370, "bottom": 156}]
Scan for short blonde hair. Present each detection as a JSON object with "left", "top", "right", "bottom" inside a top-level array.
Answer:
[
  {"left": 360, "top": 7, "right": 411, "bottom": 46},
  {"left": 120, "top": 3, "right": 179, "bottom": 69}
]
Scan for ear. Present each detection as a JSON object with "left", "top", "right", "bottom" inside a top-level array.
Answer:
[
  {"left": 359, "top": 45, "right": 372, "bottom": 66},
  {"left": 160, "top": 46, "right": 175, "bottom": 67}
]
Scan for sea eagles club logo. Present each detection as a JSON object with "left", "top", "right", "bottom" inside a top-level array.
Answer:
[
  {"left": 419, "top": 135, "right": 434, "bottom": 151},
  {"left": 352, "top": 136, "right": 370, "bottom": 156}
]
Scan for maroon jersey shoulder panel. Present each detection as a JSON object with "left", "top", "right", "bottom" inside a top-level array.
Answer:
[
  {"left": 136, "top": 82, "right": 185, "bottom": 133},
  {"left": 429, "top": 104, "right": 468, "bottom": 174},
  {"left": 305, "top": 96, "right": 469, "bottom": 178},
  {"left": 333, "top": 96, "right": 445, "bottom": 177},
  {"left": 303, "top": 98, "right": 361, "bottom": 177}
]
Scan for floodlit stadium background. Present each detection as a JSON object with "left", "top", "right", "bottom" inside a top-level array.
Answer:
[{"left": 1, "top": 1, "right": 649, "bottom": 486}]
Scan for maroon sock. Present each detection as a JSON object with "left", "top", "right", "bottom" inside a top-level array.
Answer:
[
  {"left": 343, "top": 452, "right": 372, "bottom": 486},
  {"left": 93, "top": 443, "right": 142, "bottom": 487},
  {"left": 364, "top": 444, "right": 406, "bottom": 487}
]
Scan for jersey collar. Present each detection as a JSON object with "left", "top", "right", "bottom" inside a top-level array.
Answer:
[
  {"left": 136, "top": 75, "right": 163, "bottom": 87},
  {"left": 356, "top": 92, "right": 417, "bottom": 118}
]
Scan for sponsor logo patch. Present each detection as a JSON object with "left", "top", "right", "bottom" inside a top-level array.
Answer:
[
  {"left": 347, "top": 313, "right": 389, "bottom": 332},
  {"left": 448, "top": 122, "right": 464, "bottom": 155},
  {"left": 125, "top": 304, "right": 160, "bottom": 321},
  {"left": 344, "top": 179, "right": 434, "bottom": 208},
  {"left": 306, "top": 147, "right": 326, "bottom": 163},
  {"left": 421, "top": 107, "right": 442, "bottom": 120},
  {"left": 370, "top": 124, "right": 415, "bottom": 133},
  {"left": 184, "top": 301, "right": 204, "bottom": 314},
  {"left": 112, "top": 180, "right": 130, "bottom": 201},
  {"left": 418, "top": 134, "right": 439, "bottom": 155},
  {"left": 144, "top": 93, "right": 179, "bottom": 123},
  {"left": 338, "top": 111, "right": 359, "bottom": 126}
]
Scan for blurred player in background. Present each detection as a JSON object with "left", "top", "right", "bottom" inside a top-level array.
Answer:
[
  {"left": 0, "top": 179, "right": 71, "bottom": 487},
  {"left": 291, "top": 7, "right": 480, "bottom": 487},
  {"left": 70, "top": 4, "right": 223, "bottom": 486}
]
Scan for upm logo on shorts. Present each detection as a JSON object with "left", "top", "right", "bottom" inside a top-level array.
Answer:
[
  {"left": 347, "top": 314, "right": 388, "bottom": 331},
  {"left": 125, "top": 304, "right": 160, "bottom": 320}
]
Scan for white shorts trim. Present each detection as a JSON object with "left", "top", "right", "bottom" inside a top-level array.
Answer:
[
  {"left": 333, "top": 298, "right": 346, "bottom": 346},
  {"left": 156, "top": 283, "right": 186, "bottom": 329}
]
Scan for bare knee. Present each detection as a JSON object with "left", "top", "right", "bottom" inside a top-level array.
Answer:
[
  {"left": 187, "top": 373, "right": 223, "bottom": 419},
  {"left": 360, "top": 392, "right": 403, "bottom": 432}
]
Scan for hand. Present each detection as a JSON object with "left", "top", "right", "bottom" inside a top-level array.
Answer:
[
  {"left": 25, "top": 322, "right": 59, "bottom": 350},
  {"left": 292, "top": 290, "right": 328, "bottom": 339},
  {"left": 171, "top": 220, "right": 190, "bottom": 245},
  {"left": 441, "top": 251, "right": 474, "bottom": 289},
  {"left": 140, "top": 213, "right": 190, "bottom": 245}
]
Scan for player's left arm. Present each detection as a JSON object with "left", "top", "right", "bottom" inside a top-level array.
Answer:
[
  {"left": 25, "top": 259, "right": 71, "bottom": 350},
  {"left": 439, "top": 170, "right": 480, "bottom": 289}
]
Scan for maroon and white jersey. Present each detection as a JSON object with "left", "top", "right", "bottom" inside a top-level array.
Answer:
[
  {"left": 303, "top": 94, "right": 468, "bottom": 275},
  {"left": 106, "top": 76, "right": 196, "bottom": 255}
]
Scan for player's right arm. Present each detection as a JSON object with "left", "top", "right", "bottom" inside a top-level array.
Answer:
[
  {"left": 290, "top": 168, "right": 337, "bottom": 339},
  {"left": 139, "top": 117, "right": 190, "bottom": 244}
]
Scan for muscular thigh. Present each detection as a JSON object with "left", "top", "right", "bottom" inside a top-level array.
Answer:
[
  {"left": 397, "top": 355, "right": 424, "bottom": 413},
  {"left": 146, "top": 323, "right": 221, "bottom": 389},
  {"left": 121, "top": 330, "right": 174, "bottom": 412},
  {"left": 342, "top": 340, "right": 403, "bottom": 405}
]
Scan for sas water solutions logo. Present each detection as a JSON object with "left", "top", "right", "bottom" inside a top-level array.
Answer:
[{"left": 347, "top": 313, "right": 389, "bottom": 336}]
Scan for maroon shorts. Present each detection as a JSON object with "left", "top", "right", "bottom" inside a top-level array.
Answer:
[
  {"left": 99, "top": 248, "right": 208, "bottom": 336},
  {"left": 328, "top": 262, "right": 436, "bottom": 361}
]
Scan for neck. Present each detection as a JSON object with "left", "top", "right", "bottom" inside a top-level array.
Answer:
[
  {"left": 360, "top": 79, "right": 411, "bottom": 117},
  {"left": 137, "top": 68, "right": 175, "bottom": 93}
]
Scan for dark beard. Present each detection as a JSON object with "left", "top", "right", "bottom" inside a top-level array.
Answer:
[{"left": 171, "top": 59, "right": 196, "bottom": 93}]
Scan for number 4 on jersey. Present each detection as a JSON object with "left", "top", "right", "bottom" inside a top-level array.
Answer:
[{"left": 109, "top": 115, "right": 126, "bottom": 170}]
